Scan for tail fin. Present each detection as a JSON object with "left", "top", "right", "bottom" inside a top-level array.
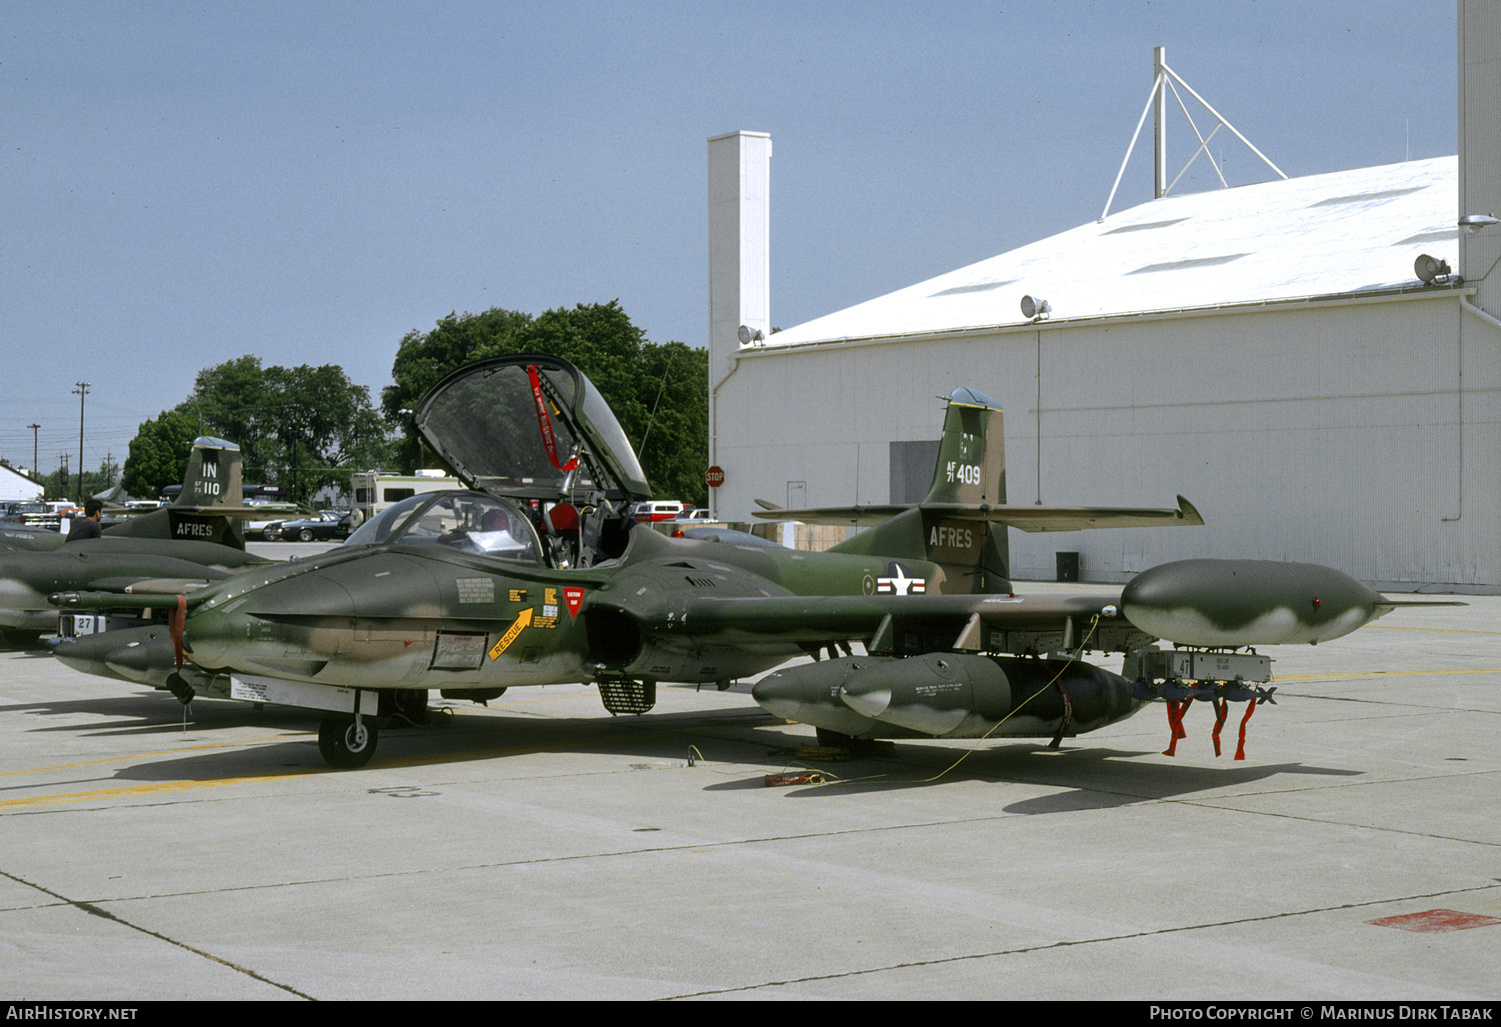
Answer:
[
  {"left": 106, "top": 438, "right": 248, "bottom": 549},
  {"left": 830, "top": 389, "right": 1013, "bottom": 593},
  {"left": 177, "top": 436, "right": 243, "bottom": 508},
  {"left": 919, "top": 386, "right": 1006, "bottom": 507},
  {"left": 774, "top": 387, "right": 1197, "bottom": 592}
]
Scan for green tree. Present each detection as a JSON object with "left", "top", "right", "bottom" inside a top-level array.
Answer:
[
  {"left": 256, "top": 364, "right": 391, "bottom": 500},
  {"left": 180, "top": 356, "right": 267, "bottom": 468},
  {"left": 633, "top": 341, "right": 709, "bottom": 507},
  {"left": 121, "top": 410, "right": 200, "bottom": 499},
  {"left": 382, "top": 307, "right": 535, "bottom": 470},
  {"left": 160, "top": 358, "right": 391, "bottom": 504}
]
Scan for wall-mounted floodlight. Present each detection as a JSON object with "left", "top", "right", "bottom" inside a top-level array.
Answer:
[
  {"left": 737, "top": 324, "right": 765, "bottom": 345},
  {"left": 1020, "top": 295, "right": 1051, "bottom": 321},
  {"left": 1414, "top": 254, "right": 1453, "bottom": 285},
  {"left": 1459, "top": 214, "right": 1500, "bottom": 236}
]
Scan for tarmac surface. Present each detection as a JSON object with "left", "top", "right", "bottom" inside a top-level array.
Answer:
[{"left": 0, "top": 545, "right": 1497, "bottom": 1001}]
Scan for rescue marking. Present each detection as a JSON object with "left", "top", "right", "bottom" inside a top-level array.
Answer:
[{"left": 488, "top": 607, "right": 534, "bottom": 660}]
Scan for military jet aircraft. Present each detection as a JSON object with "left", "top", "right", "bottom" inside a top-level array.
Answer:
[
  {"left": 51, "top": 354, "right": 1227, "bottom": 768},
  {"left": 54, "top": 355, "right": 1461, "bottom": 768},
  {"left": 0, "top": 437, "right": 268, "bottom": 644}
]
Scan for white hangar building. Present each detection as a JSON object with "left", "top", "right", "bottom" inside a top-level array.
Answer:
[{"left": 706, "top": 11, "right": 1501, "bottom": 590}]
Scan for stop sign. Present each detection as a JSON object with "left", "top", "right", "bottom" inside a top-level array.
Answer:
[{"left": 705, "top": 465, "right": 725, "bottom": 488}]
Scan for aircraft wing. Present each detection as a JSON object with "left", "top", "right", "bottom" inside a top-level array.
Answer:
[
  {"left": 626, "top": 557, "right": 1462, "bottom": 657},
  {"left": 751, "top": 495, "right": 1203, "bottom": 530},
  {"left": 632, "top": 591, "right": 1150, "bottom": 656}
]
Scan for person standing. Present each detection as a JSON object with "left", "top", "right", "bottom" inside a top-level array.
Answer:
[{"left": 65, "top": 498, "right": 104, "bottom": 542}]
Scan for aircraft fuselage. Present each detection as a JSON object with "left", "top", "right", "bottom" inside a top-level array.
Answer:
[{"left": 177, "top": 528, "right": 949, "bottom": 691}]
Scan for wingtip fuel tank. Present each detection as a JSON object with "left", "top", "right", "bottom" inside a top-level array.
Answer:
[{"left": 1120, "top": 559, "right": 1390, "bottom": 647}]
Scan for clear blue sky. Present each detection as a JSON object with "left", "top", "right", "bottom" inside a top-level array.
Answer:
[{"left": 1, "top": 0, "right": 1457, "bottom": 478}]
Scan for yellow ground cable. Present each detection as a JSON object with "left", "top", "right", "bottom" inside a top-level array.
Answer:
[
  {"left": 919, "top": 613, "right": 1103, "bottom": 783},
  {"left": 787, "top": 614, "right": 1106, "bottom": 788}
]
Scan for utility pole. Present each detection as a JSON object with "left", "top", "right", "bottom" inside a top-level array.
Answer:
[
  {"left": 26, "top": 424, "right": 39, "bottom": 481},
  {"left": 72, "top": 382, "right": 90, "bottom": 502}
]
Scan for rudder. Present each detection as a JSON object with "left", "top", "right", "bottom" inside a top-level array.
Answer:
[{"left": 178, "top": 436, "right": 243, "bottom": 508}]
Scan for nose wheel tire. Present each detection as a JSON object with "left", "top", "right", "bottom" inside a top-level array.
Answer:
[{"left": 318, "top": 714, "right": 378, "bottom": 769}]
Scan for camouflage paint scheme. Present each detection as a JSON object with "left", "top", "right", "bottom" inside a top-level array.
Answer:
[
  {"left": 1120, "top": 559, "right": 1414, "bottom": 646},
  {"left": 49, "top": 355, "right": 1458, "bottom": 768}
]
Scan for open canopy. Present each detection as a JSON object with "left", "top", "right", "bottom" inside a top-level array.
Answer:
[{"left": 413, "top": 354, "right": 652, "bottom": 505}]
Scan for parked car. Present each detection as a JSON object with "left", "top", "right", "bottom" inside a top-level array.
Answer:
[
  {"left": 268, "top": 511, "right": 354, "bottom": 542},
  {"left": 2, "top": 501, "right": 59, "bottom": 530},
  {"left": 628, "top": 500, "right": 688, "bottom": 522},
  {"left": 243, "top": 503, "right": 311, "bottom": 540},
  {"left": 669, "top": 508, "right": 717, "bottom": 522}
]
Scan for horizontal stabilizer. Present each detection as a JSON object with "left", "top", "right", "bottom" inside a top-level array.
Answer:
[
  {"left": 753, "top": 495, "right": 1203, "bottom": 531},
  {"left": 177, "top": 504, "right": 299, "bottom": 517}
]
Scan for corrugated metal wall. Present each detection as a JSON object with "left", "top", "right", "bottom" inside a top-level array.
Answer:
[{"left": 715, "top": 292, "right": 1499, "bottom": 588}]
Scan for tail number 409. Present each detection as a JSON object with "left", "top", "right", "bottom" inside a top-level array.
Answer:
[{"left": 947, "top": 461, "right": 981, "bottom": 485}]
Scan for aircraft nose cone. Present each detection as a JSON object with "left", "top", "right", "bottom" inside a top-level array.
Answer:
[
  {"left": 54, "top": 625, "right": 177, "bottom": 686},
  {"left": 52, "top": 631, "right": 117, "bottom": 673}
]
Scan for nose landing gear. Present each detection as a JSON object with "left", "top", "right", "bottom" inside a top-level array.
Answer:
[{"left": 318, "top": 713, "right": 379, "bottom": 769}]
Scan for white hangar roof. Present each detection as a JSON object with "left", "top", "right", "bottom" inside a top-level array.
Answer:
[{"left": 766, "top": 155, "right": 1459, "bottom": 346}]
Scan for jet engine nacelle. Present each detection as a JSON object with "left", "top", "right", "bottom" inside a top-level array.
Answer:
[
  {"left": 581, "top": 604, "right": 803, "bottom": 685},
  {"left": 753, "top": 652, "right": 1141, "bottom": 740},
  {"left": 1121, "top": 559, "right": 1390, "bottom": 647}
]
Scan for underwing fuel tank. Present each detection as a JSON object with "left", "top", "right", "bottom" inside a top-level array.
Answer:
[
  {"left": 753, "top": 652, "right": 1141, "bottom": 740},
  {"left": 1120, "top": 559, "right": 1393, "bottom": 647}
]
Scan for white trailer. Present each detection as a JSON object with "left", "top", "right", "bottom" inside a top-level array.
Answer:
[{"left": 349, "top": 470, "right": 461, "bottom": 526}]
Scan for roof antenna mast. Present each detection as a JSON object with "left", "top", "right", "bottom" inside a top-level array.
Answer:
[{"left": 1101, "top": 46, "right": 1288, "bottom": 221}]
